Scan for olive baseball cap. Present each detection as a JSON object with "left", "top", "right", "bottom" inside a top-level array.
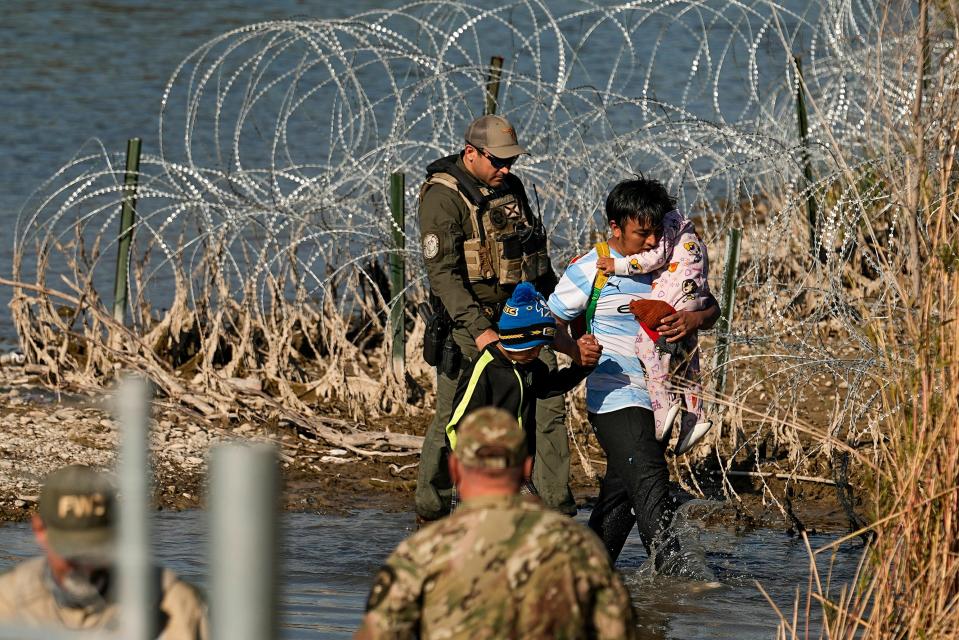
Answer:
[
  {"left": 464, "top": 115, "right": 528, "bottom": 159},
  {"left": 455, "top": 407, "right": 528, "bottom": 470},
  {"left": 38, "top": 465, "right": 116, "bottom": 563}
]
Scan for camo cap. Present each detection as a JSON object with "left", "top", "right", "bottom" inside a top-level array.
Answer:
[
  {"left": 455, "top": 408, "right": 528, "bottom": 469},
  {"left": 464, "top": 115, "right": 528, "bottom": 159},
  {"left": 38, "top": 465, "right": 116, "bottom": 563}
]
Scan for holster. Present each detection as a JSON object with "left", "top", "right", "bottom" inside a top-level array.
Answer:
[
  {"left": 421, "top": 296, "right": 450, "bottom": 367},
  {"left": 422, "top": 295, "right": 462, "bottom": 376}
]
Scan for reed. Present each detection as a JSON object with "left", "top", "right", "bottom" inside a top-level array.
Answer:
[{"left": 759, "top": 0, "right": 959, "bottom": 635}]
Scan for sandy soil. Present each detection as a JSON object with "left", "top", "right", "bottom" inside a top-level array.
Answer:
[{"left": 0, "top": 362, "right": 858, "bottom": 534}]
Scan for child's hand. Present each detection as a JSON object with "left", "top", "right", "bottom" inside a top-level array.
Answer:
[
  {"left": 575, "top": 334, "right": 603, "bottom": 367},
  {"left": 596, "top": 256, "right": 615, "bottom": 274}
]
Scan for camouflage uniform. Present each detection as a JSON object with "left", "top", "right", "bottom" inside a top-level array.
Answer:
[
  {"left": 415, "top": 150, "right": 575, "bottom": 519},
  {"left": 360, "top": 408, "right": 636, "bottom": 639},
  {"left": 0, "top": 558, "right": 208, "bottom": 639},
  {"left": 0, "top": 465, "right": 208, "bottom": 639}
]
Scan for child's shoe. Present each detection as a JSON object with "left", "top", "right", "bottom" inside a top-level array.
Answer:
[
  {"left": 674, "top": 413, "right": 712, "bottom": 455},
  {"left": 654, "top": 403, "right": 683, "bottom": 441}
]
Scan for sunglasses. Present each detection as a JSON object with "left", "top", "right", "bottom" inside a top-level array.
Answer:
[{"left": 479, "top": 148, "right": 517, "bottom": 170}]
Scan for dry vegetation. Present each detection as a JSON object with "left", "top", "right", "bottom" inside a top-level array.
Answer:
[{"left": 1, "top": 0, "right": 957, "bottom": 634}]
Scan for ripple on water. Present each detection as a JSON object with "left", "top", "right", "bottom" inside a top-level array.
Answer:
[{"left": 0, "top": 508, "right": 862, "bottom": 639}]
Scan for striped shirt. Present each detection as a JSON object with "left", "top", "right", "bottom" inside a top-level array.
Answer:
[{"left": 547, "top": 246, "right": 652, "bottom": 414}]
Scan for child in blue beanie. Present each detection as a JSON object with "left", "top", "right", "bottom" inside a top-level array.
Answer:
[{"left": 445, "top": 282, "right": 598, "bottom": 497}]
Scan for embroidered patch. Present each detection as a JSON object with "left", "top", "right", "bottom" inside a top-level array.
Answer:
[
  {"left": 423, "top": 234, "right": 440, "bottom": 260},
  {"left": 365, "top": 566, "right": 396, "bottom": 611}
]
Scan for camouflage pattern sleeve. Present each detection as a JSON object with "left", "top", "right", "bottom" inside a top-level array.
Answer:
[
  {"left": 583, "top": 536, "right": 638, "bottom": 640},
  {"left": 354, "top": 542, "right": 425, "bottom": 640},
  {"left": 419, "top": 185, "right": 493, "bottom": 339}
]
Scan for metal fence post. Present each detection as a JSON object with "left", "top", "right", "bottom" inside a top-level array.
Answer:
[
  {"left": 211, "top": 444, "right": 279, "bottom": 640},
  {"left": 117, "top": 375, "right": 156, "bottom": 640},
  {"left": 484, "top": 56, "right": 504, "bottom": 115},
  {"left": 712, "top": 228, "right": 742, "bottom": 398},
  {"left": 793, "top": 56, "right": 819, "bottom": 260},
  {"left": 113, "top": 138, "right": 142, "bottom": 324},
  {"left": 389, "top": 172, "right": 406, "bottom": 380}
]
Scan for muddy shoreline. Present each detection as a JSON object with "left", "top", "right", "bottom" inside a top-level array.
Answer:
[{"left": 0, "top": 364, "right": 857, "bottom": 535}]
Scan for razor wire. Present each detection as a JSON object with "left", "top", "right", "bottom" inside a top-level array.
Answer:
[{"left": 11, "top": 0, "right": 952, "bottom": 446}]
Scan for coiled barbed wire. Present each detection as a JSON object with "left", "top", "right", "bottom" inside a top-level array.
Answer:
[{"left": 10, "top": 1, "right": 952, "bottom": 462}]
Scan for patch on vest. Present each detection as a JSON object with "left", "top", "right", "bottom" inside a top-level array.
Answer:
[
  {"left": 423, "top": 234, "right": 440, "bottom": 260},
  {"left": 366, "top": 565, "right": 396, "bottom": 611}
]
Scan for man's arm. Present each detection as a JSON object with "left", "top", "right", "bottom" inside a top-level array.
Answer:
[
  {"left": 552, "top": 321, "right": 602, "bottom": 367},
  {"left": 355, "top": 553, "right": 423, "bottom": 640},
  {"left": 656, "top": 292, "right": 720, "bottom": 342},
  {"left": 420, "top": 187, "right": 493, "bottom": 350}
]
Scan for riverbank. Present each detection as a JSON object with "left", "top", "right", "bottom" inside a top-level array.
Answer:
[{"left": 0, "top": 362, "right": 854, "bottom": 533}]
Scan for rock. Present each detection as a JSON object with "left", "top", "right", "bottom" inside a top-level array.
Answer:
[
  {"left": 327, "top": 448, "right": 348, "bottom": 456},
  {"left": 186, "top": 456, "right": 203, "bottom": 465}
]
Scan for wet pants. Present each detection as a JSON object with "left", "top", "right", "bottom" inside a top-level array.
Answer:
[
  {"left": 414, "top": 328, "right": 575, "bottom": 520},
  {"left": 587, "top": 406, "right": 675, "bottom": 564}
]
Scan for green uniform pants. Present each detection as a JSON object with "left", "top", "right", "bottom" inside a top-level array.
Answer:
[{"left": 414, "top": 328, "right": 576, "bottom": 520}]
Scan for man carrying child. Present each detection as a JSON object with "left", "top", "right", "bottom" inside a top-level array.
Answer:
[{"left": 547, "top": 178, "right": 720, "bottom": 568}]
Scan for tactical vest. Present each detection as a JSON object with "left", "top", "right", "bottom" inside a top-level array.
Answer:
[{"left": 419, "top": 159, "right": 550, "bottom": 285}]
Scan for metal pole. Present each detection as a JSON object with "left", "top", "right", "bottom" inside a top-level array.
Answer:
[
  {"left": 211, "top": 444, "right": 279, "bottom": 640},
  {"left": 389, "top": 172, "right": 406, "bottom": 380},
  {"left": 793, "top": 56, "right": 819, "bottom": 261},
  {"left": 484, "top": 56, "right": 504, "bottom": 115},
  {"left": 712, "top": 228, "right": 742, "bottom": 398},
  {"left": 117, "top": 375, "right": 156, "bottom": 640},
  {"left": 113, "top": 137, "right": 142, "bottom": 324}
]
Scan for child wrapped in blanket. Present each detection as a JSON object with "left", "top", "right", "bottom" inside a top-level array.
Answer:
[{"left": 596, "top": 208, "right": 713, "bottom": 454}]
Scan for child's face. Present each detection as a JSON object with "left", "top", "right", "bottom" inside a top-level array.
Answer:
[
  {"left": 504, "top": 344, "right": 543, "bottom": 364},
  {"left": 611, "top": 217, "right": 662, "bottom": 255}
]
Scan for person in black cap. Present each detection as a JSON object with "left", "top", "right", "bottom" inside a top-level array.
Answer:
[
  {"left": 0, "top": 465, "right": 208, "bottom": 638},
  {"left": 415, "top": 114, "right": 602, "bottom": 523},
  {"left": 444, "top": 282, "right": 599, "bottom": 497}
]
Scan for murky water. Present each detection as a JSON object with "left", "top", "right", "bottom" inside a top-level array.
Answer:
[{"left": 0, "top": 506, "right": 862, "bottom": 638}]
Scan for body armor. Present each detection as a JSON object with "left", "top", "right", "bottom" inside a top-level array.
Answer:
[{"left": 419, "top": 157, "right": 550, "bottom": 285}]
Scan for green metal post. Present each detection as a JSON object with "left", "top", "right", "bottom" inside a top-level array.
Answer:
[
  {"left": 484, "top": 56, "right": 504, "bottom": 115},
  {"left": 712, "top": 228, "right": 742, "bottom": 398},
  {"left": 390, "top": 173, "right": 406, "bottom": 379},
  {"left": 113, "top": 138, "right": 142, "bottom": 324},
  {"left": 794, "top": 55, "right": 819, "bottom": 260}
]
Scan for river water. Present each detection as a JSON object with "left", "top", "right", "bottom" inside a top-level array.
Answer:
[
  {"left": 0, "top": 0, "right": 821, "bottom": 346},
  {"left": 0, "top": 506, "right": 862, "bottom": 638}
]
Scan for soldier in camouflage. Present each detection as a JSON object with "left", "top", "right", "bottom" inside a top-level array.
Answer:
[
  {"left": 415, "top": 114, "right": 601, "bottom": 521},
  {"left": 0, "top": 465, "right": 208, "bottom": 638},
  {"left": 356, "top": 408, "right": 636, "bottom": 640}
]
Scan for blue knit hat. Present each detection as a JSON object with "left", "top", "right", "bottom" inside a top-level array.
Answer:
[{"left": 498, "top": 282, "right": 556, "bottom": 351}]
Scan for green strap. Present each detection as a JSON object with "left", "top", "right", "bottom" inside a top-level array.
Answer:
[
  {"left": 446, "top": 350, "right": 495, "bottom": 450},
  {"left": 585, "top": 242, "right": 611, "bottom": 333}
]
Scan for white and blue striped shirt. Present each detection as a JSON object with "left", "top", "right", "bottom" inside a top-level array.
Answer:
[{"left": 548, "top": 246, "right": 652, "bottom": 414}]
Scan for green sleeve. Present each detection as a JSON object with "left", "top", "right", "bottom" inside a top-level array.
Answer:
[{"left": 419, "top": 185, "right": 492, "bottom": 338}]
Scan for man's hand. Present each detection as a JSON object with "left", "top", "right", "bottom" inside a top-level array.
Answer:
[
  {"left": 656, "top": 302, "right": 721, "bottom": 343},
  {"left": 575, "top": 334, "right": 603, "bottom": 367},
  {"left": 475, "top": 328, "right": 499, "bottom": 352}
]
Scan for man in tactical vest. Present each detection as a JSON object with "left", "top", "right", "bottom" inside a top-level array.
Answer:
[{"left": 415, "top": 114, "right": 601, "bottom": 522}]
